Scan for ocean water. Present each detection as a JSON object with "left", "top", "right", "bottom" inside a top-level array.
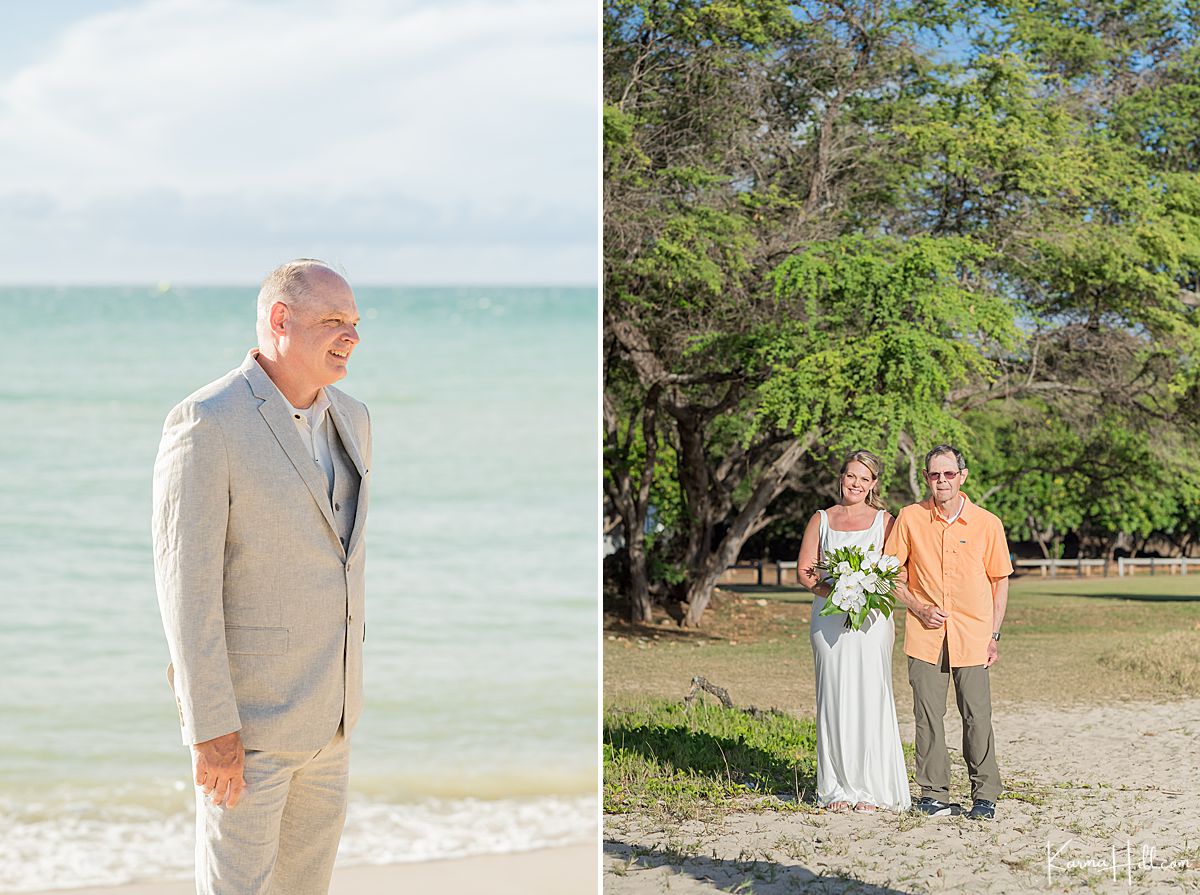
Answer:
[{"left": 0, "top": 286, "right": 598, "bottom": 891}]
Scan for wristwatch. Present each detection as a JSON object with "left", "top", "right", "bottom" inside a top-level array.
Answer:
[{"left": 991, "top": 631, "right": 1001, "bottom": 642}]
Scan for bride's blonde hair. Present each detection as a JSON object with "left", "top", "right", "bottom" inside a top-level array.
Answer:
[{"left": 839, "top": 449, "right": 886, "bottom": 511}]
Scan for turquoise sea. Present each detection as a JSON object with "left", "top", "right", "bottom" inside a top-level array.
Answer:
[{"left": 0, "top": 286, "right": 598, "bottom": 891}]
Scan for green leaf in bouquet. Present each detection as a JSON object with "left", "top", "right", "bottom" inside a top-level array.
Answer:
[
  {"left": 817, "top": 596, "right": 847, "bottom": 618},
  {"left": 851, "top": 603, "right": 871, "bottom": 630}
]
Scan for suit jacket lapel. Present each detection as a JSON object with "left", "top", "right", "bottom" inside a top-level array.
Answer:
[
  {"left": 328, "top": 393, "right": 369, "bottom": 556},
  {"left": 327, "top": 397, "right": 367, "bottom": 478},
  {"left": 240, "top": 352, "right": 340, "bottom": 538}
]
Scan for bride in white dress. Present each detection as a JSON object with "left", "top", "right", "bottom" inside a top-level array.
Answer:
[{"left": 796, "top": 450, "right": 911, "bottom": 813}]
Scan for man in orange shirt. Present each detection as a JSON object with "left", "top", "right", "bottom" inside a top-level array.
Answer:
[{"left": 884, "top": 444, "right": 1012, "bottom": 820}]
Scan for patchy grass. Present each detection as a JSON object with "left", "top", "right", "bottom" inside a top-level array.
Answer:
[
  {"left": 1097, "top": 629, "right": 1200, "bottom": 692},
  {"left": 604, "top": 575, "right": 1200, "bottom": 824},
  {"left": 603, "top": 700, "right": 818, "bottom": 817},
  {"left": 604, "top": 574, "right": 1200, "bottom": 715}
]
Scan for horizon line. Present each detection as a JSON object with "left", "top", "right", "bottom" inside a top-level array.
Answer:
[{"left": 0, "top": 281, "right": 599, "bottom": 290}]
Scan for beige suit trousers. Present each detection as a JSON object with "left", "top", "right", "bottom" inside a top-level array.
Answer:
[{"left": 195, "top": 727, "right": 349, "bottom": 895}]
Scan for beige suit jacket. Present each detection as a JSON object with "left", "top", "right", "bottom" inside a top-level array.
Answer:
[{"left": 152, "top": 350, "right": 371, "bottom": 751}]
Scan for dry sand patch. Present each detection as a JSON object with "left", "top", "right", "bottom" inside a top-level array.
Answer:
[{"left": 605, "top": 699, "right": 1200, "bottom": 893}]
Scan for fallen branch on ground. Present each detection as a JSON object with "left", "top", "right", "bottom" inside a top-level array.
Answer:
[{"left": 684, "top": 676, "right": 734, "bottom": 709}]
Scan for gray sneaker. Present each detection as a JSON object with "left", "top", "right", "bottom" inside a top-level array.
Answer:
[
  {"left": 966, "top": 800, "right": 996, "bottom": 820},
  {"left": 913, "top": 797, "right": 962, "bottom": 817}
]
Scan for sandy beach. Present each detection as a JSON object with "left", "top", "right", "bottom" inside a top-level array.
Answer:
[
  {"left": 22, "top": 845, "right": 596, "bottom": 895},
  {"left": 605, "top": 699, "right": 1200, "bottom": 893}
]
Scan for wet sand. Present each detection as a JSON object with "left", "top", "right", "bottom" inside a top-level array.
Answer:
[{"left": 24, "top": 844, "right": 596, "bottom": 895}]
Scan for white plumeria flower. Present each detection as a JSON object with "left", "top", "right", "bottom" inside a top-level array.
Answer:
[
  {"left": 878, "top": 554, "right": 901, "bottom": 571},
  {"left": 865, "top": 549, "right": 883, "bottom": 568},
  {"left": 835, "top": 560, "right": 853, "bottom": 576},
  {"left": 861, "top": 572, "right": 881, "bottom": 594}
]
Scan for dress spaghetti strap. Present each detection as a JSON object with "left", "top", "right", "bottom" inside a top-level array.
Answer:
[{"left": 870, "top": 509, "right": 886, "bottom": 551}]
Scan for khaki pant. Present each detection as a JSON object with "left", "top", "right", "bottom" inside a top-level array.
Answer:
[
  {"left": 195, "top": 727, "right": 349, "bottom": 895},
  {"left": 907, "top": 639, "right": 1000, "bottom": 803}
]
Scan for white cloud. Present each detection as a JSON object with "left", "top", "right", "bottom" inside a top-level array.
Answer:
[{"left": 0, "top": 0, "right": 598, "bottom": 283}]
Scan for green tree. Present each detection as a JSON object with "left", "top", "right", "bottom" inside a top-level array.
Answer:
[{"left": 604, "top": 0, "right": 1200, "bottom": 626}]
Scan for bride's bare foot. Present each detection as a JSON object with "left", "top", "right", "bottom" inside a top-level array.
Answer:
[
  {"left": 853, "top": 802, "right": 877, "bottom": 813},
  {"left": 826, "top": 801, "right": 851, "bottom": 812}
]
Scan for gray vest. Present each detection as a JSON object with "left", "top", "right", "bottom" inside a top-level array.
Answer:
[{"left": 327, "top": 418, "right": 361, "bottom": 550}]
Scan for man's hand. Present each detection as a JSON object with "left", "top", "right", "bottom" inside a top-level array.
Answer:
[
  {"left": 192, "top": 730, "right": 245, "bottom": 808},
  {"left": 986, "top": 638, "right": 999, "bottom": 668},
  {"left": 894, "top": 579, "right": 946, "bottom": 630},
  {"left": 911, "top": 602, "right": 948, "bottom": 629}
]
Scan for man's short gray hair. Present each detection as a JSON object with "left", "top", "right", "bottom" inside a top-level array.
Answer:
[
  {"left": 257, "top": 258, "right": 330, "bottom": 313},
  {"left": 255, "top": 259, "right": 337, "bottom": 339},
  {"left": 924, "top": 444, "right": 967, "bottom": 471}
]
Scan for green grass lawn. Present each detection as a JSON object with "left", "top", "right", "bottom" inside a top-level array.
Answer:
[
  {"left": 605, "top": 573, "right": 1200, "bottom": 714},
  {"left": 604, "top": 574, "right": 1200, "bottom": 816},
  {"left": 604, "top": 701, "right": 818, "bottom": 816}
]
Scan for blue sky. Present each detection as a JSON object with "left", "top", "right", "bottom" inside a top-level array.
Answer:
[{"left": 0, "top": 0, "right": 598, "bottom": 285}]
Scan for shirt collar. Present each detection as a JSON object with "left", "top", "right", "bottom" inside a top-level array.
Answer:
[
  {"left": 289, "top": 388, "right": 330, "bottom": 427},
  {"left": 246, "top": 349, "right": 331, "bottom": 424},
  {"left": 927, "top": 492, "right": 975, "bottom": 524}
]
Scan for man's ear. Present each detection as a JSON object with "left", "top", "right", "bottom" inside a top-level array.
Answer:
[
  {"left": 960, "top": 468, "right": 969, "bottom": 486},
  {"left": 270, "top": 301, "right": 289, "bottom": 336}
]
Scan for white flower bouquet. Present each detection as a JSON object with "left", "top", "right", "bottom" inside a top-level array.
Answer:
[{"left": 814, "top": 544, "right": 901, "bottom": 630}]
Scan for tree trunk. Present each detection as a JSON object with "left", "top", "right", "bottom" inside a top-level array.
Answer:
[
  {"left": 1103, "top": 535, "right": 1119, "bottom": 563},
  {"left": 625, "top": 522, "right": 653, "bottom": 624},
  {"left": 602, "top": 390, "right": 659, "bottom": 624},
  {"left": 681, "top": 433, "right": 816, "bottom": 627},
  {"left": 676, "top": 407, "right": 722, "bottom": 592},
  {"left": 898, "top": 432, "right": 924, "bottom": 502},
  {"left": 1029, "top": 515, "right": 1052, "bottom": 560}
]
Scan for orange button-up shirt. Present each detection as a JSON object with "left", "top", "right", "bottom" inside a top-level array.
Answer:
[{"left": 883, "top": 492, "right": 1013, "bottom": 668}]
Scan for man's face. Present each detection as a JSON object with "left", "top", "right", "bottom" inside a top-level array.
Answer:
[
  {"left": 925, "top": 452, "right": 967, "bottom": 504},
  {"left": 278, "top": 273, "right": 360, "bottom": 391}
]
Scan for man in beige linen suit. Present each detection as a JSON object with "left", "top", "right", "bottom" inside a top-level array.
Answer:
[{"left": 153, "top": 260, "right": 371, "bottom": 895}]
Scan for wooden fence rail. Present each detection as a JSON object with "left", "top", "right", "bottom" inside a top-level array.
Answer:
[
  {"left": 1116, "top": 557, "right": 1200, "bottom": 577},
  {"left": 719, "top": 556, "right": 1200, "bottom": 584}
]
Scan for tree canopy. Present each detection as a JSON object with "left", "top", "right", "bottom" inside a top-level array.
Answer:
[{"left": 604, "top": 0, "right": 1200, "bottom": 625}]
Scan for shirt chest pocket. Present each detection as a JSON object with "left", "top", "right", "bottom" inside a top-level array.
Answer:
[{"left": 951, "top": 534, "right": 987, "bottom": 568}]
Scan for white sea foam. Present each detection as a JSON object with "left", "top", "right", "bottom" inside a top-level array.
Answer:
[
  {"left": 337, "top": 793, "right": 597, "bottom": 864},
  {"left": 0, "top": 792, "right": 597, "bottom": 892}
]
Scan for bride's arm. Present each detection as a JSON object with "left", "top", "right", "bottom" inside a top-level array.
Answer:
[{"left": 796, "top": 512, "right": 830, "bottom": 597}]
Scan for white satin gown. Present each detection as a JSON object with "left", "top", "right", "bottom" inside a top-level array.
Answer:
[{"left": 809, "top": 509, "right": 911, "bottom": 810}]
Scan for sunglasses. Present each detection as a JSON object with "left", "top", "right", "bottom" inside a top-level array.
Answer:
[{"left": 926, "top": 470, "right": 962, "bottom": 481}]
